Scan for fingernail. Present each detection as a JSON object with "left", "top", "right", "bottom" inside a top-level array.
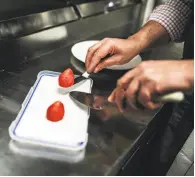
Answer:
[
  {"left": 108, "top": 96, "right": 112, "bottom": 102},
  {"left": 94, "top": 69, "right": 99, "bottom": 73}
]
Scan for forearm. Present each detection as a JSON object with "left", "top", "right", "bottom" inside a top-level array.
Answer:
[
  {"left": 128, "top": 0, "right": 193, "bottom": 52},
  {"left": 127, "top": 20, "right": 170, "bottom": 52}
]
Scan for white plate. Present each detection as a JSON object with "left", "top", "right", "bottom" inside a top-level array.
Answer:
[
  {"left": 71, "top": 40, "right": 142, "bottom": 70},
  {"left": 9, "top": 71, "right": 93, "bottom": 151}
]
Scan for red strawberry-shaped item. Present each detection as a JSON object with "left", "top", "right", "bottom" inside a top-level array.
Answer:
[
  {"left": 58, "top": 68, "right": 74, "bottom": 88},
  {"left": 46, "top": 101, "right": 64, "bottom": 122}
]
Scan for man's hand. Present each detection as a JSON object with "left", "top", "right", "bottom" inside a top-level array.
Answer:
[
  {"left": 85, "top": 21, "right": 169, "bottom": 73},
  {"left": 108, "top": 60, "right": 194, "bottom": 111},
  {"left": 85, "top": 37, "right": 144, "bottom": 73}
]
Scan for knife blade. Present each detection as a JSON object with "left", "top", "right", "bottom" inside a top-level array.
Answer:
[
  {"left": 69, "top": 91, "right": 184, "bottom": 110},
  {"left": 70, "top": 91, "right": 117, "bottom": 110}
]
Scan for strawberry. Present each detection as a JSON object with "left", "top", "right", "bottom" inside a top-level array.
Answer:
[
  {"left": 46, "top": 101, "right": 64, "bottom": 122},
  {"left": 58, "top": 68, "right": 74, "bottom": 88}
]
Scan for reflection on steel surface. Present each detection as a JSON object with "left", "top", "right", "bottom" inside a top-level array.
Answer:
[
  {"left": 0, "top": 95, "right": 20, "bottom": 114},
  {"left": 70, "top": 91, "right": 116, "bottom": 111},
  {"left": 0, "top": 7, "right": 78, "bottom": 39},
  {"left": 141, "top": 0, "right": 155, "bottom": 26},
  {"left": 70, "top": 91, "right": 154, "bottom": 125},
  {"left": 27, "top": 26, "right": 68, "bottom": 42},
  {"left": 9, "top": 140, "right": 85, "bottom": 163}
]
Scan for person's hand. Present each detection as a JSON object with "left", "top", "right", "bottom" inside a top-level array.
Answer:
[
  {"left": 108, "top": 60, "right": 194, "bottom": 111},
  {"left": 85, "top": 37, "right": 143, "bottom": 73},
  {"left": 85, "top": 20, "right": 171, "bottom": 74}
]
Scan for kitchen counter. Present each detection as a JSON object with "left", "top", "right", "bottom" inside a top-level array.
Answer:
[
  {"left": 0, "top": 5, "right": 183, "bottom": 175},
  {"left": 0, "top": 40, "right": 178, "bottom": 175}
]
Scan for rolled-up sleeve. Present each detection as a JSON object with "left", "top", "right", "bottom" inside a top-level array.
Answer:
[{"left": 148, "top": 0, "right": 193, "bottom": 42}]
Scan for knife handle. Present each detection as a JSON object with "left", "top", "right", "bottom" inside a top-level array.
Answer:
[
  {"left": 153, "top": 91, "right": 184, "bottom": 103},
  {"left": 122, "top": 91, "right": 185, "bottom": 110}
]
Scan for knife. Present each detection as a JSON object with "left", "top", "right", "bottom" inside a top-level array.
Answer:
[
  {"left": 70, "top": 91, "right": 116, "bottom": 110},
  {"left": 74, "top": 71, "right": 90, "bottom": 85},
  {"left": 70, "top": 91, "right": 185, "bottom": 110}
]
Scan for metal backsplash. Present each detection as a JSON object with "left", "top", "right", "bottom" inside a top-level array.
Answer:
[{"left": 0, "top": 2, "right": 144, "bottom": 70}]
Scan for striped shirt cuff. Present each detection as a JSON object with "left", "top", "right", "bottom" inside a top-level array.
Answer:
[{"left": 148, "top": 0, "right": 192, "bottom": 42}]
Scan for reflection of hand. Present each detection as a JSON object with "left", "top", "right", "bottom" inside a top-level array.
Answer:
[
  {"left": 107, "top": 87, "right": 126, "bottom": 112},
  {"left": 92, "top": 96, "right": 105, "bottom": 110},
  {"left": 109, "top": 60, "right": 194, "bottom": 110},
  {"left": 96, "top": 107, "right": 117, "bottom": 121},
  {"left": 85, "top": 37, "right": 143, "bottom": 73}
]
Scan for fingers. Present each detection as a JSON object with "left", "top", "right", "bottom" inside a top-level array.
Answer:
[
  {"left": 137, "top": 88, "right": 162, "bottom": 110},
  {"left": 94, "top": 54, "right": 121, "bottom": 73},
  {"left": 114, "top": 87, "right": 126, "bottom": 112},
  {"left": 109, "top": 68, "right": 163, "bottom": 111},
  {"left": 126, "top": 78, "right": 140, "bottom": 109},
  {"left": 108, "top": 89, "right": 116, "bottom": 103},
  {"left": 117, "top": 68, "right": 139, "bottom": 89},
  {"left": 108, "top": 88, "right": 126, "bottom": 112},
  {"left": 85, "top": 41, "right": 103, "bottom": 72},
  {"left": 86, "top": 39, "right": 114, "bottom": 73},
  {"left": 144, "top": 101, "right": 162, "bottom": 110}
]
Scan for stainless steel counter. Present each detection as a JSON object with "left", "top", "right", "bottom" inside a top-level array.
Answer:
[
  {"left": 0, "top": 42, "right": 159, "bottom": 175},
  {"left": 0, "top": 34, "right": 182, "bottom": 175},
  {"left": 0, "top": 2, "right": 184, "bottom": 175}
]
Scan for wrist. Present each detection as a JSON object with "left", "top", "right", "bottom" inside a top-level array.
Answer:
[
  {"left": 126, "top": 31, "right": 148, "bottom": 56},
  {"left": 183, "top": 60, "right": 194, "bottom": 92},
  {"left": 127, "top": 30, "right": 149, "bottom": 51}
]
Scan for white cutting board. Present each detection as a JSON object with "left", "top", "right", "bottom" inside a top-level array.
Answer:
[
  {"left": 9, "top": 71, "right": 92, "bottom": 151},
  {"left": 71, "top": 40, "right": 142, "bottom": 70}
]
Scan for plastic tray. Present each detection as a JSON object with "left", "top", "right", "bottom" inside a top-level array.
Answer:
[{"left": 9, "top": 70, "right": 93, "bottom": 151}]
